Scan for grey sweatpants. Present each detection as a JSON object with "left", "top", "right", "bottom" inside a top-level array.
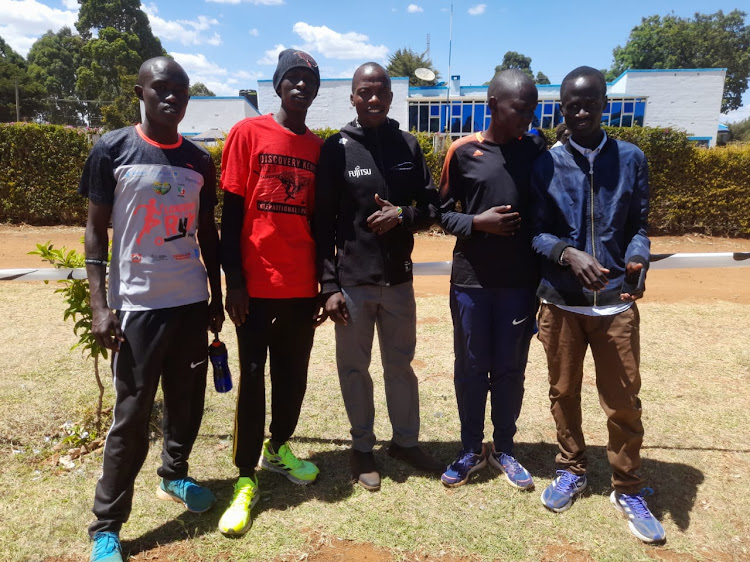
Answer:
[{"left": 335, "top": 282, "right": 420, "bottom": 452}]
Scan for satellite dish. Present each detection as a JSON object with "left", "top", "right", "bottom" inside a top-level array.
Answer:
[{"left": 415, "top": 67, "right": 436, "bottom": 81}]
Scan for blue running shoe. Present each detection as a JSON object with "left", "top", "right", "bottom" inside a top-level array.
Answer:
[
  {"left": 610, "top": 490, "right": 666, "bottom": 543},
  {"left": 540, "top": 470, "right": 587, "bottom": 512},
  {"left": 156, "top": 476, "right": 216, "bottom": 513},
  {"left": 441, "top": 445, "right": 487, "bottom": 488},
  {"left": 90, "top": 531, "right": 122, "bottom": 562},
  {"left": 488, "top": 446, "right": 534, "bottom": 490}
]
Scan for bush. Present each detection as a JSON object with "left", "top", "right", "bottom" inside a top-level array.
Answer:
[
  {"left": 604, "top": 127, "right": 750, "bottom": 235},
  {"left": 0, "top": 123, "right": 91, "bottom": 225},
  {"left": 3, "top": 123, "right": 750, "bottom": 235}
]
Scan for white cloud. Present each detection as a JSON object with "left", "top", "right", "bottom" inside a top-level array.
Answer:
[
  {"left": 143, "top": 4, "right": 222, "bottom": 47},
  {"left": 468, "top": 3, "right": 486, "bottom": 15},
  {"left": 722, "top": 105, "right": 750, "bottom": 123},
  {"left": 61, "top": 0, "right": 77, "bottom": 8},
  {"left": 292, "top": 22, "right": 388, "bottom": 60},
  {"left": 206, "top": 0, "right": 283, "bottom": 4},
  {"left": 0, "top": 0, "right": 77, "bottom": 56},
  {"left": 257, "top": 43, "right": 286, "bottom": 65},
  {"left": 249, "top": 28, "right": 259, "bottom": 37},
  {"left": 172, "top": 51, "right": 262, "bottom": 96},
  {"left": 330, "top": 65, "right": 360, "bottom": 79},
  {"left": 407, "top": 4, "right": 423, "bottom": 13}
]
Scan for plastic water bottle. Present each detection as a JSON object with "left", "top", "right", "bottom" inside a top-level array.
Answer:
[{"left": 208, "top": 333, "right": 232, "bottom": 392}]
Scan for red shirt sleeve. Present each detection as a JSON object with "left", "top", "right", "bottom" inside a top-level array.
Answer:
[{"left": 220, "top": 120, "right": 253, "bottom": 197}]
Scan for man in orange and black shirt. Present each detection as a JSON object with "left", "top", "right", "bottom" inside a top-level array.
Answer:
[{"left": 438, "top": 69, "right": 545, "bottom": 490}]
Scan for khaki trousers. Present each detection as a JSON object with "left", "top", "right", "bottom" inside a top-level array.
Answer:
[{"left": 537, "top": 303, "right": 645, "bottom": 493}]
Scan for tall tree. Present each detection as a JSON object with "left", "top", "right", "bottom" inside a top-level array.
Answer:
[
  {"left": 535, "top": 71, "right": 550, "bottom": 85},
  {"left": 0, "top": 36, "right": 47, "bottom": 121},
  {"left": 27, "top": 28, "right": 85, "bottom": 125},
  {"left": 495, "top": 51, "right": 533, "bottom": 79},
  {"left": 76, "top": 0, "right": 163, "bottom": 61},
  {"left": 189, "top": 82, "right": 215, "bottom": 97},
  {"left": 75, "top": 0, "right": 164, "bottom": 128},
  {"left": 387, "top": 48, "right": 440, "bottom": 87},
  {"left": 610, "top": 10, "right": 750, "bottom": 112}
]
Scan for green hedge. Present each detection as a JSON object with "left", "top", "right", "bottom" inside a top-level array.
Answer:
[
  {"left": 0, "top": 123, "right": 91, "bottom": 224},
  {"left": 2, "top": 122, "right": 750, "bottom": 236}
]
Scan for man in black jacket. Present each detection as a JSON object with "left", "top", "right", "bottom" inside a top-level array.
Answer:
[{"left": 315, "top": 62, "right": 441, "bottom": 491}]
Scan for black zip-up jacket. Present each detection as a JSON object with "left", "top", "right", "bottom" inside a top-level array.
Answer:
[{"left": 314, "top": 118, "right": 439, "bottom": 295}]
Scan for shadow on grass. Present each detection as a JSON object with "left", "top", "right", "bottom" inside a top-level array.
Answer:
[{"left": 123, "top": 438, "right": 702, "bottom": 556}]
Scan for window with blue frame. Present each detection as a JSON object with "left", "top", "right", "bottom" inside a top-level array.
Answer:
[{"left": 407, "top": 96, "right": 646, "bottom": 138}]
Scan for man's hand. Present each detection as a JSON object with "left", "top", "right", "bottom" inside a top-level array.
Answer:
[
  {"left": 324, "top": 292, "right": 349, "bottom": 325},
  {"left": 564, "top": 247, "right": 610, "bottom": 291},
  {"left": 620, "top": 261, "right": 645, "bottom": 302},
  {"left": 225, "top": 287, "right": 250, "bottom": 326},
  {"left": 208, "top": 298, "right": 225, "bottom": 332},
  {"left": 472, "top": 205, "right": 521, "bottom": 236},
  {"left": 366, "top": 194, "right": 400, "bottom": 235},
  {"left": 313, "top": 303, "right": 328, "bottom": 327},
  {"left": 92, "top": 305, "right": 124, "bottom": 351}
]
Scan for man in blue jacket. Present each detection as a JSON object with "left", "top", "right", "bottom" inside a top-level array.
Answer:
[{"left": 530, "top": 66, "right": 665, "bottom": 544}]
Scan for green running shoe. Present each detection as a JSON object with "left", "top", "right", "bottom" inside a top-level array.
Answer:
[
  {"left": 260, "top": 439, "right": 319, "bottom": 485},
  {"left": 218, "top": 476, "right": 259, "bottom": 536}
]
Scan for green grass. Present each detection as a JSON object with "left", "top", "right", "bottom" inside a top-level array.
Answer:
[{"left": 1, "top": 284, "right": 749, "bottom": 560}]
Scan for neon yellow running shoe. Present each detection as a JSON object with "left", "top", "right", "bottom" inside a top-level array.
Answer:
[
  {"left": 217, "top": 476, "right": 259, "bottom": 536},
  {"left": 260, "top": 439, "right": 319, "bottom": 485}
]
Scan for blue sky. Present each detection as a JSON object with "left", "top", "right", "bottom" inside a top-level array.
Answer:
[{"left": 2, "top": 0, "right": 748, "bottom": 119}]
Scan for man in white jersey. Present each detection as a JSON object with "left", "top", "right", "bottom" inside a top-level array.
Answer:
[{"left": 80, "top": 57, "right": 224, "bottom": 562}]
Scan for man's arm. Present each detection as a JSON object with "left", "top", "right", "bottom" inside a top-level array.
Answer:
[
  {"left": 220, "top": 191, "right": 249, "bottom": 326},
  {"left": 198, "top": 206, "right": 224, "bottom": 333},
  {"left": 621, "top": 151, "right": 651, "bottom": 301},
  {"left": 313, "top": 139, "right": 348, "bottom": 325},
  {"left": 403, "top": 141, "right": 440, "bottom": 232},
  {"left": 84, "top": 201, "right": 123, "bottom": 350}
]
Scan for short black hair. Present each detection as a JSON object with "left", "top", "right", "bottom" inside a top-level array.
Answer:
[
  {"left": 487, "top": 69, "right": 535, "bottom": 101},
  {"left": 352, "top": 62, "right": 391, "bottom": 92},
  {"left": 560, "top": 66, "right": 607, "bottom": 100},
  {"left": 555, "top": 122, "right": 569, "bottom": 141}
]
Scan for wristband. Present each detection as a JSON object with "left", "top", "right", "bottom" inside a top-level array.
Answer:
[
  {"left": 84, "top": 258, "right": 108, "bottom": 267},
  {"left": 396, "top": 206, "right": 403, "bottom": 224},
  {"left": 558, "top": 247, "right": 568, "bottom": 266}
]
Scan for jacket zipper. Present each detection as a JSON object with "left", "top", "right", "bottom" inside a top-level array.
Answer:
[
  {"left": 372, "top": 126, "right": 391, "bottom": 286},
  {"left": 589, "top": 163, "right": 597, "bottom": 306}
]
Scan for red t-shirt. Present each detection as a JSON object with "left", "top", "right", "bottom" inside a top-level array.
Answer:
[{"left": 221, "top": 114, "right": 323, "bottom": 298}]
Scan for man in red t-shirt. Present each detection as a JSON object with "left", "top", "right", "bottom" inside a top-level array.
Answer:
[{"left": 217, "top": 49, "right": 323, "bottom": 537}]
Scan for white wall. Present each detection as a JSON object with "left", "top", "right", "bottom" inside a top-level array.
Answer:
[
  {"left": 139, "top": 97, "right": 260, "bottom": 137},
  {"left": 179, "top": 97, "right": 259, "bottom": 136},
  {"left": 257, "top": 77, "right": 410, "bottom": 131},
  {"left": 610, "top": 69, "right": 726, "bottom": 146}
]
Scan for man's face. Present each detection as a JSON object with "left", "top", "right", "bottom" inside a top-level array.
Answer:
[
  {"left": 489, "top": 82, "right": 538, "bottom": 143},
  {"left": 351, "top": 67, "right": 393, "bottom": 128},
  {"left": 561, "top": 75, "right": 607, "bottom": 142},
  {"left": 136, "top": 60, "right": 190, "bottom": 129},
  {"left": 277, "top": 67, "right": 319, "bottom": 113}
]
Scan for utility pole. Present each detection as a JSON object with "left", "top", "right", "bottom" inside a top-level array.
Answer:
[
  {"left": 425, "top": 33, "right": 430, "bottom": 58},
  {"left": 15, "top": 76, "right": 20, "bottom": 122}
]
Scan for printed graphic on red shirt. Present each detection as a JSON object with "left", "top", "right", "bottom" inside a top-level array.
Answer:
[{"left": 256, "top": 153, "right": 317, "bottom": 216}]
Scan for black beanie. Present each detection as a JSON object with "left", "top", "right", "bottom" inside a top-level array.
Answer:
[{"left": 272, "top": 49, "right": 320, "bottom": 94}]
